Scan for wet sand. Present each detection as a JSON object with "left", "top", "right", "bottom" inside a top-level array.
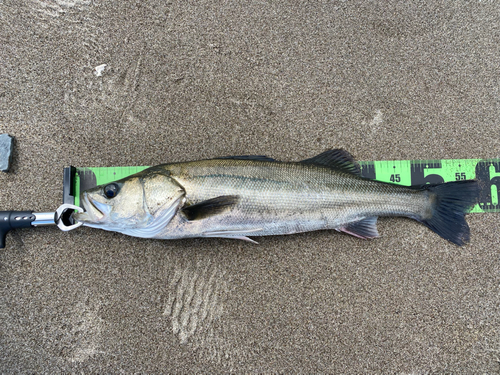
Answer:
[{"left": 1, "top": 1, "right": 500, "bottom": 372}]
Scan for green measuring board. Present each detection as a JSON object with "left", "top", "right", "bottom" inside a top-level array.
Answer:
[
  {"left": 73, "top": 166, "right": 150, "bottom": 207},
  {"left": 67, "top": 158, "right": 500, "bottom": 213}
]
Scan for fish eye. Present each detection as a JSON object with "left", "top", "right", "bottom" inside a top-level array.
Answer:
[{"left": 104, "top": 183, "right": 119, "bottom": 198}]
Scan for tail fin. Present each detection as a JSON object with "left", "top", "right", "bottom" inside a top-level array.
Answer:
[{"left": 419, "top": 180, "right": 479, "bottom": 246}]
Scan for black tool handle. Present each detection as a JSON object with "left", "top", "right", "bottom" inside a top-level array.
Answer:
[{"left": 0, "top": 211, "right": 35, "bottom": 248}]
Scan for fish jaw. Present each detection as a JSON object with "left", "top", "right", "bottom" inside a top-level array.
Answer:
[{"left": 74, "top": 192, "right": 110, "bottom": 224}]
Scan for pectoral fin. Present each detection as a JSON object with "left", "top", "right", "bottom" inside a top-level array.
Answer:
[
  {"left": 182, "top": 195, "right": 240, "bottom": 221},
  {"left": 337, "top": 217, "right": 379, "bottom": 239}
]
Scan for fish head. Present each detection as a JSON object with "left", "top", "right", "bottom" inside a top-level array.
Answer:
[{"left": 74, "top": 169, "right": 185, "bottom": 235}]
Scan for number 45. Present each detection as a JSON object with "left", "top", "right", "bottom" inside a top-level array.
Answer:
[
  {"left": 455, "top": 172, "right": 466, "bottom": 180},
  {"left": 390, "top": 174, "right": 401, "bottom": 182}
]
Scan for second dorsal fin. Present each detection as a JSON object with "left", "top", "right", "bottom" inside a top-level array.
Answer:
[{"left": 300, "top": 149, "right": 361, "bottom": 176}]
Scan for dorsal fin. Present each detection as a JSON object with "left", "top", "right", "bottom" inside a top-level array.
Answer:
[
  {"left": 216, "top": 155, "right": 276, "bottom": 162},
  {"left": 301, "top": 149, "right": 361, "bottom": 176}
]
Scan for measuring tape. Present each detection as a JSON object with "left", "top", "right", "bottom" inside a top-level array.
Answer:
[{"left": 63, "top": 158, "right": 500, "bottom": 213}]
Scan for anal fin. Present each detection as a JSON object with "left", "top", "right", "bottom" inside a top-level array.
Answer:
[{"left": 337, "top": 217, "right": 379, "bottom": 239}]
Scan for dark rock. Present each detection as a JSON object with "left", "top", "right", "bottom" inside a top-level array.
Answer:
[{"left": 0, "top": 134, "right": 13, "bottom": 172}]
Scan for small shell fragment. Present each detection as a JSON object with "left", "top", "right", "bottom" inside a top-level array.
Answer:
[{"left": 94, "top": 64, "right": 107, "bottom": 77}]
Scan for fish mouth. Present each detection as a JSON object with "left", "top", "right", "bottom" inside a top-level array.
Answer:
[
  {"left": 74, "top": 193, "right": 106, "bottom": 223},
  {"left": 86, "top": 194, "right": 105, "bottom": 218}
]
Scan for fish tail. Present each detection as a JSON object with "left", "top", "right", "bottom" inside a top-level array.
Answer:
[{"left": 417, "top": 180, "right": 479, "bottom": 246}]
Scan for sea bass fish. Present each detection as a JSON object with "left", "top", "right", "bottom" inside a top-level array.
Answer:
[{"left": 73, "top": 149, "right": 479, "bottom": 246}]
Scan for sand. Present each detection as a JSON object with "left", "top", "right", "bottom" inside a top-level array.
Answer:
[{"left": 1, "top": 0, "right": 500, "bottom": 372}]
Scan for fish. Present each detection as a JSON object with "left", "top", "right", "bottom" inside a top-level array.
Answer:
[{"left": 73, "top": 149, "right": 479, "bottom": 246}]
